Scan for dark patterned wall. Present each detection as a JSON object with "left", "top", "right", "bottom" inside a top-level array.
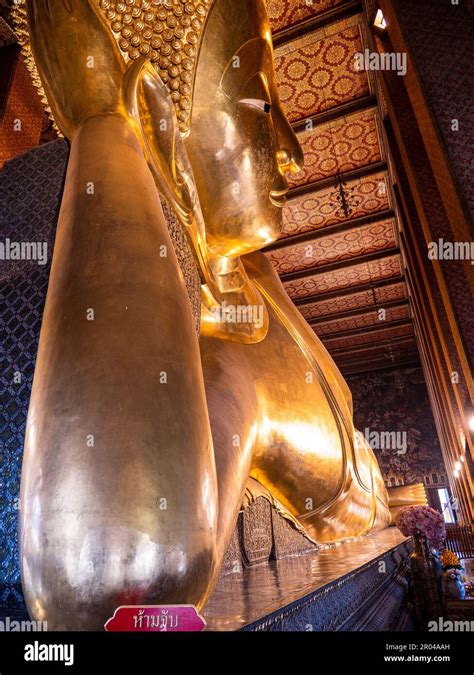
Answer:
[
  {"left": 385, "top": 0, "right": 474, "bottom": 370},
  {"left": 347, "top": 367, "right": 448, "bottom": 488},
  {"left": 0, "top": 139, "right": 68, "bottom": 610},
  {"left": 394, "top": 0, "right": 473, "bottom": 221}
]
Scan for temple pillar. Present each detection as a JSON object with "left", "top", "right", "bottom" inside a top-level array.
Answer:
[{"left": 368, "top": 0, "right": 473, "bottom": 523}]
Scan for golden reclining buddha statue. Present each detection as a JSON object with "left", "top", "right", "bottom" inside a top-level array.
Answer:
[{"left": 17, "top": 0, "right": 391, "bottom": 630}]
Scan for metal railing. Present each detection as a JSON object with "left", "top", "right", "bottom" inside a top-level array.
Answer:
[{"left": 445, "top": 524, "right": 474, "bottom": 560}]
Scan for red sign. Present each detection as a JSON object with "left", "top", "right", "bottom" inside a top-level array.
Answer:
[{"left": 105, "top": 605, "right": 206, "bottom": 632}]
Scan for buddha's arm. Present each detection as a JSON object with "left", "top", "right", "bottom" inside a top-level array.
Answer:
[
  {"left": 20, "top": 111, "right": 219, "bottom": 629},
  {"left": 243, "top": 252, "right": 354, "bottom": 421},
  {"left": 242, "top": 252, "right": 391, "bottom": 539},
  {"left": 20, "top": 1, "right": 219, "bottom": 629}
]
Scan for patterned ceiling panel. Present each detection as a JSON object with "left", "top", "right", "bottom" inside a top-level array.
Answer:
[
  {"left": 0, "top": 60, "right": 44, "bottom": 168},
  {"left": 298, "top": 281, "right": 406, "bottom": 320},
  {"left": 337, "top": 356, "right": 418, "bottom": 372},
  {"left": 333, "top": 335, "right": 417, "bottom": 363},
  {"left": 275, "top": 18, "right": 370, "bottom": 123},
  {"left": 375, "top": 282, "right": 407, "bottom": 304},
  {"left": 333, "top": 341, "right": 418, "bottom": 363},
  {"left": 338, "top": 356, "right": 419, "bottom": 371},
  {"left": 282, "top": 173, "right": 390, "bottom": 238},
  {"left": 266, "top": 0, "right": 346, "bottom": 32},
  {"left": 283, "top": 254, "right": 402, "bottom": 300},
  {"left": 289, "top": 110, "right": 382, "bottom": 187},
  {"left": 312, "top": 304, "right": 410, "bottom": 335},
  {"left": 321, "top": 323, "right": 414, "bottom": 351},
  {"left": 267, "top": 219, "right": 397, "bottom": 275},
  {"left": 337, "top": 353, "right": 419, "bottom": 371},
  {"left": 300, "top": 289, "right": 374, "bottom": 319}
]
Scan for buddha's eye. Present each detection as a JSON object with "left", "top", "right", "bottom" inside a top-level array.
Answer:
[{"left": 239, "top": 98, "right": 272, "bottom": 114}]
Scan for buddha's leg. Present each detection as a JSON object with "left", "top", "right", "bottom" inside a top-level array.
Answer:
[{"left": 20, "top": 114, "right": 218, "bottom": 630}]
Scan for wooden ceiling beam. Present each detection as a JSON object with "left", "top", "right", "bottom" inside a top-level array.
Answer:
[
  {"left": 308, "top": 299, "right": 409, "bottom": 325},
  {"left": 264, "top": 209, "right": 395, "bottom": 252},
  {"left": 336, "top": 350, "right": 420, "bottom": 369},
  {"left": 339, "top": 358, "right": 421, "bottom": 376},
  {"left": 279, "top": 247, "right": 401, "bottom": 283},
  {"left": 273, "top": 1, "right": 363, "bottom": 47},
  {"left": 336, "top": 352, "right": 421, "bottom": 375},
  {"left": 316, "top": 318, "right": 413, "bottom": 340},
  {"left": 291, "top": 95, "right": 378, "bottom": 133},
  {"left": 287, "top": 161, "right": 387, "bottom": 201},
  {"left": 328, "top": 335, "right": 417, "bottom": 357},
  {"left": 292, "top": 274, "right": 405, "bottom": 307}
]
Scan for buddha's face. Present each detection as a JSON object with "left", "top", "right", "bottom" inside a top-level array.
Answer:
[{"left": 184, "top": 0, "right": 303, "bottom": 258}]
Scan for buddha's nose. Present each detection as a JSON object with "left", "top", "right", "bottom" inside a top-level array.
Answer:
[{"left": 277, "top": 148, "right": 301, "bottom": 176}]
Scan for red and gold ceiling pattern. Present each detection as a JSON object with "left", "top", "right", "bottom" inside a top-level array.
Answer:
[
  {"left": 275, "top": 19, "right": 370, "bottom": 123},
  {"left": 333, "top": 340, "right": 417, "bottom": 363},
  {"left": 268, "top": 219, "right": 397, "bottom": 276},
  {"left": 375, "top": 281, "right": 407, "bottom": 304},
  {"left": 335, "top": 345, "right": 418, "bottom": 365},
  {"left": 322, "top": 323, "right": 414, "bottom": 351},
  {"left": 1, "top": 0, "right": 417, "bottom": 374},
  {"left": 266, "top": 0, "right": 346, "bottom": 32},
  {"left": 314, "top": 304, "right": 410, "bottom": 336},
  {"left": 288, "top": 109, "right": 382, "bottom": 187},
  {"left": 283, "top": 254, "right": 402, "bottom": 300},
  {"left": 300, "top": 289, "right": 377, "bottom": 319},
  {"left": 298, "top": 281, "right": 406, "bottom": 320},
  {"left": 0, "top": 57, "right": 44, "bottom": 168},
  {"left": 267, "top": 4, "right": 416, "bottom": 372},
  {"left": 282, "top": 173, "right": 391, "bottom": 238}
]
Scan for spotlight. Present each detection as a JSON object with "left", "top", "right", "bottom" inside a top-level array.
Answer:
[
  {"left": 453, "top": 469, "right": 460, "bottom": 478},
  {"left": 454, "top": 461, "right": 462, "bottom": 471},
  {"left": 374, "top": 9, "right": 387, "bottom": 30}
]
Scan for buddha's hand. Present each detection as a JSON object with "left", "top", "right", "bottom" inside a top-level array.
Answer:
[
  {"left": 123, "top": 57, "right": 196, "bottom": 219},
  {"left": 26, "top": 0, "right": 126, "bottom": 138}
]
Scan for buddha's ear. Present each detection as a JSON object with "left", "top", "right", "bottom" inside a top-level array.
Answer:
[{"left": 123, "top": 57, "right": 197, "bottom": 221}]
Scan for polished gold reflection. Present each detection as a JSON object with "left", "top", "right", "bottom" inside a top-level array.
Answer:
[{"left": 19, "top": 0, "right": 390, "bottom": 630}]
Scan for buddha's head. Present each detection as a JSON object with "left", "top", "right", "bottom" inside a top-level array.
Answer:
[
  {"left": 183, "top": 0, "right": 303, "bottom": 257},
  {"left": 97, "top": 0, "right": 303, "bottom": 258}
]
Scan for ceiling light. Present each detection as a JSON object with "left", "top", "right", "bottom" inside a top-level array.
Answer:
[
  {"left": 468, "top": 415, "right": 474, "bottom": 432},
  {"left": 454, "top": 461, "right": 462, "bottom": 471},
  {"left": 374, "top": 9, "right": 387, "bottom": 30},
  {"left": 453, "top": 469, "right": 460, "bottom": 478}
]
